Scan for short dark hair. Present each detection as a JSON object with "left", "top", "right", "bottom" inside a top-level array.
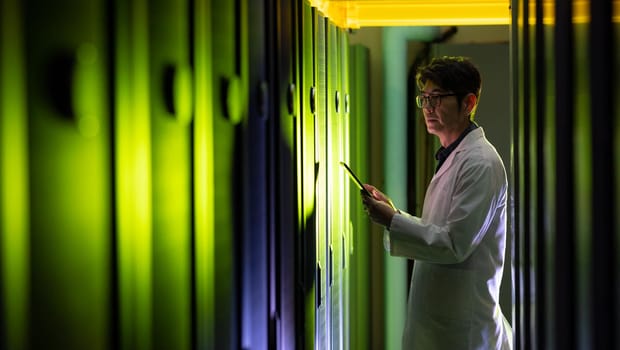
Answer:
[{"left": 416, "top": 56, "right": 482, "bottom": 114}]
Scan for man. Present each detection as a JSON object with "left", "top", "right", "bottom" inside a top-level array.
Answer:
[{"left": 362, "top": 56, "right": 512, "bottom": 349}]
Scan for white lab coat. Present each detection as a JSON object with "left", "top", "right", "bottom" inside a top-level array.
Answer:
[{"left": 385, "top": 127, "right": 512, "bottom": 350}]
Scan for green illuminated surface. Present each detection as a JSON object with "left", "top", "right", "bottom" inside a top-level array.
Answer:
[
  {"left": 327, "top": 22, "right": 342, "bottom": 350},
  {"left": 211, "top": 0, "right": 247, "bottom": 346},
  {"left": 193, "top": 0, "right": 215, "bottom": 348},
  {"left": 316, "top": 13, "right": 328, "bottom": 350},
  {"left": 0, "top": 1, "right": 28, "bottom": 349},
  {"left": 299, "top": 2, "right": 316, "bottom": 229},
  {"left": 150, "top": 0, "right": 192, "bottom": 348},
  {"left": 115, "top": 1, "right": 152, "bottom": 349},
  {"left": 340, "top": 28, "right": 352, "bottom": 350},
  {"left": 24, "top": 0, "right": 111, "bottom": 349},
  {"left": 300, "top": 3, "right": 316, "bottom": 350},
  {"left": 349, "top": 44, "right": 371, "bottom": 350}
]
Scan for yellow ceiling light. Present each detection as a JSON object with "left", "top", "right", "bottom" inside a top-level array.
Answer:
[
  {"left": 308, "top": 0, "right": 511, "bottom": 28},
  {"left": 307, "top": 0, "right": 619, "bottom": 28}
]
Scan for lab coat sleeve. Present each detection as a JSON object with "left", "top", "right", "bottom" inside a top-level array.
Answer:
[{"left": 386, "top": 160, "right": 503, "bottom": 263}]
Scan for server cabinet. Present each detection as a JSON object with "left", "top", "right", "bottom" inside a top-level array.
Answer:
[
  {"left": 24, "top": 0, "right": 112, "bottom": 348},
  {"left": 314, "top": 13, "right": 329, "bottom": 350},
  {"left": 113, "top": 1, "right": 153, "bottom": 349},
  {"left": 297, "top": 1, "right": 318, "bottom": 350},
  {"left": 348, "top": 44, "right": 372, "bottom": 350},
  {"left": 338, "top": 28, "right": 351, "bottom": 350},
  {"left": 211, "top": 0, "right": 248, "bottom": 347},
  {"left": 240, "top": 0, "right": 269, "bottom": 349},
  {"left": 1, "top": 1, "right": 29, "bottom": 349},
  {"left": 148, "top": 0, "right": 193, "bottom": 349},
  {"left": 191, "top": 0, "right": 216, "bottom": 348},
  {"left": 512, "top": 0, "right": 620, "bottom": 349},
  {"left": 265, "top": 0, "right": 299, "bottom": 347},
  {"left": 327, "top": 22, "right": 342, "bottom": 350}
]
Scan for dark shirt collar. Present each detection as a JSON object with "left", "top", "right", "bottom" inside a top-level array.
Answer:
[{"left": 435, "top": 121, "right": 479, "bottom": 173}]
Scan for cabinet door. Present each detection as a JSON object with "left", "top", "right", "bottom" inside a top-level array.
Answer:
[
  {"left": 240, "top": 0, "right": 269, "bottom": 348},
  {"left": 339, "top": 28, "right": 352, "bottom": 350},
  {"left": 1, "top": 1, "right": 28, "bottom": 349},
  {"left": 326, "top": 23, "right": 346, "bottom": 349},
  {"left": 149, "top": 0, "right": 193, "bottom": 348},
  {"left": 191, "top": 0, "right": 216, "bottom": 348},
  {"left": 296, "top": 1, "right": 318, "bottom": 350},
  {"left": 314, "top": 12, "right": 329, "bottom": 350},
  {"left": 24, "top": 0, "right": 112, "bottom": 348},
  {"left": 113, "top": 1, "right": 153, "bottom": 349},
  {"left": 348, "top": 44, "right": 372, "bottom": 350},
  {"left": 327, "top": 21, "right": 344, "bottom": 350},
  {"left": 271, "top": 0, "right": 298, "bottom": 348},
  {"left": 211, "top": 0, "right": 247, "bottom": 348}
]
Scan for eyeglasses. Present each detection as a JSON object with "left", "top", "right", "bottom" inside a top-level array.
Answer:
[{"left": 415, "top": 93, "right": 457, "bottom": 109}]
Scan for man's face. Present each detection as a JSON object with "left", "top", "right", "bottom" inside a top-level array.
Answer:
[{"left": 419, "top": 80, "right": 466, "bottom": 137}]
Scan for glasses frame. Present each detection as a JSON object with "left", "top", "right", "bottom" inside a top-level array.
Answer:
[{"left": 415, "top": 93, "right": 457, "bottom": 109}]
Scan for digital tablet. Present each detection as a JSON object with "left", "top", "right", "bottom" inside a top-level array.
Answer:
[{"left": 340, "top": 162, "right": 371, "bottom": 197}]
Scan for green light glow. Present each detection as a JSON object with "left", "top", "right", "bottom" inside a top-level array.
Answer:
[
  {"left": 299, "top": 4, "right": 316, "bottom": 349},
  {"left": 193, "top": 0, "right": 215, "bottom": 348},
  {"left": 339, "top": 28, "right": 352, "bottom": 350},
  {"left": 315, "top": 13, "right": 328, "bottom": 349},
  {"left": 300, "top": 2, "right": 317, "bottom": 223},
  {"left": 348, "top": 44, "right": 371, "bottom": 350},
  {"left": 115, "top": 1, "right": 152, "bottom": 349},
  {"left": 1, "top": 1, "right": 29, "bottom": 349},
  {"left": 149, "top": 0, "right": 193, "bottom": 347},
  {"left": 327, "top": 22, "right": 343, "bottom": 349},
  {"left": 21, "top": 0, "right": 113, "bottom": 347}
]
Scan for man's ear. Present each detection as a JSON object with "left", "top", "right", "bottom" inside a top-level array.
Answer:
[{"left": 463, "top": 93, "right": 477, "bottom": 115}]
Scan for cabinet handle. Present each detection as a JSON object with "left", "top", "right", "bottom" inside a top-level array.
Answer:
[
  {"left": 48, "top": 43, "right": 101, "bottom": 137},
  {"left": 163, "top": 63, "right": 194, "bottom": 125}
]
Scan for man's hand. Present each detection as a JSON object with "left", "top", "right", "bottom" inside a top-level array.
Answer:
[{"left": 361, "top": 184, "right": 397, "bottom": 228}]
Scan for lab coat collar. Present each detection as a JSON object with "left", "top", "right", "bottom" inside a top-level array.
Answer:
[{"left": 432, "top": 127, "right": 486, "bottom": 181}]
